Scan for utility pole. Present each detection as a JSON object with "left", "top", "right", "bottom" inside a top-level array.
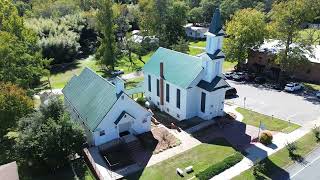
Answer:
[{"left": 244, "top": 97, "right": 246, "bottom": 108}]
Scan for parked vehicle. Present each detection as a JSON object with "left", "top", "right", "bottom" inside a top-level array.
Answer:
[
  {"left": 316, "top": 91, "right": 320, "bottom": 98},
  {"left": 284, "top": 83, "right": 303, "bottom": 92},
  {"left": 224, "top": 72, "right": 233, "bottom": 79},
  {"left": 225, "top": 87, "right": 237, "bottom": 98},
  {"left": 254, "top": 76, "right": 266, "bottom": 84},
  {"left": 110, "top": 69, "right": 124, "bottom": 76},
  {"left": 272, "top": 84, "right": 283, "bottom": 90},
  {"left": 244, "top": 73, "right": 256, "bottom": 82}
]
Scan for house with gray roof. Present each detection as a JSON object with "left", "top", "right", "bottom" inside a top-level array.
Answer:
[
  {"left": 62, "top": 68, "right": 152, "bottom": 146},
  {"left": 143, "top": 9, "right": 229, "bottom": 121}
]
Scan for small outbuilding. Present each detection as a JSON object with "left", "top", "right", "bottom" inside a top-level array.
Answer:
[{"left": 63, "top": 68, "right": 152, "bottom": 146}]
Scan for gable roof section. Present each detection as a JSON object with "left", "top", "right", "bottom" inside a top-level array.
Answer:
[
  {"left": 197, "top": 76, "right": 230, "bottom": 92},
  {"left": 143, "top": 47, "right": 204, "bottom": 88},
  {"left": 62, "top": 67, "right": 119, "bottom": 131},
  {"left": 209, "top": 8, "right": 223, "bottom": 35},
  {"left": 114, "top": 111, "right": 135, "bottom": 125},
  {"left": 0, "top": 161, "right": 19, "bottom": 180}
]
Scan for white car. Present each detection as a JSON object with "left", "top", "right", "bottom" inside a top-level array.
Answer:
[
  {"left": 284, "top": 83, "right": 303, "bottom": 92},
  {"left": 316, "top": 91, "right": 320, "bottom": 98},
  {"left": 224, "top": 72, "right": 233, "bottom": 79}
]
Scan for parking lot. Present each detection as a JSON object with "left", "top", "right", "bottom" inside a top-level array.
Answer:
[{"left": 225, "top": 80, "right": 320, "bottom": 128}]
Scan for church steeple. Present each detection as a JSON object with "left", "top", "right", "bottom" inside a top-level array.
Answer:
[
  {"left": 208, "top": 8, "right": 224, "bottom": 36},
  {"left": 205, "top": 8, "right": 225, "bottom": 55}
]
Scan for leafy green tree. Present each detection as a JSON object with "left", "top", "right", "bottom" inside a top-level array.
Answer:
[
  {"left": 15, "top": 98, "right": 86, "bottom": 172},
  {"left": 224, "top": 8, "right": 266, "bottom": 64},
  {"left": 0, "top": 0, "right": 48, "bottom": 88},
  {"left": 96, "top": 0, "right": 116, "bottom": 70},
  {"left": 188, "top": 7, "right": 204, "bottom": 24},
  {"left": 200, "top": 0, "right": 220, "bottom": 23},
  {"left": 269, "top": 0, "right": 317, "bottom": 74},
  {"left": 171, "top": 37, "right": 189, "bottom": 53},
  {"left": 0, "top": 82, "right": 33, "bottom": 140}
]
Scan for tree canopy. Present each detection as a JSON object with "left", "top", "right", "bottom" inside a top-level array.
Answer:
[
  {"left": 14, "top": 98, "right": 86, "bottom": 172},
  {"left": 224, "top": 8, "right": 266, "bottom": 63}
]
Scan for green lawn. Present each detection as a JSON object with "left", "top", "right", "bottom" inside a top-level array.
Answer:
[
  {"left": 223, "top": 61, "right": 237, "bottom": 72},
  {"left": 189, "top": 40, "right": 206, "bottom": 48},
  {"left": 46, "top": 57, "right": 102, "bottom": 89},
  {"left": 45, "top": 52, "right": 153, "bottom": 89},
  {"left": 303, "top": 82, "right": 320, "bottom": 91},
  {"left": 233, "top": 132, "right": 320, "bottom": 180},
  {"left": 125, "top": 138, "right": 241, "bottom": 180},
  {"left": 236, "top": 107, "right": 301, "bottom": 133},
  {"left": 188, "top": 47, "right": 204, "bottom": 56},
  {"left": 125, "top": 77, "right": 144, "bottom": 90}
]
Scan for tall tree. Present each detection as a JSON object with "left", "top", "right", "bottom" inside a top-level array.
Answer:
[
  {"left": 268, "top": 0, "right": 317, "bottom": 74},
  {"left": 96, "top": 0, "right": 116, "bottom": 71},
  {"left": 15, "top": 98, "right": 86, "bottom": 172},
  {"left": 0, "top": 82, "right": 33, "bottom": 140},
  {"left": 224, "top": 8, "right": 266, "bottom": 64},
  {"left": 0, "top": 1, "right": 48, "bottom": 89}
]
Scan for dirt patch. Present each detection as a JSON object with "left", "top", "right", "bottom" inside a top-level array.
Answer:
[{"left": 137, "top": 127, "right": 180, "bottom": 154}]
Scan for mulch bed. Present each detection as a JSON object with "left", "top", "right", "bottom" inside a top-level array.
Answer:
[{"left": 137, "top": 127, "right": 180, "bottom": 154}]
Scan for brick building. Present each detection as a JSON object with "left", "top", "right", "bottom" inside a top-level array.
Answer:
[{"left": 247, "top": 40, "right": 320, "bottom": 84}]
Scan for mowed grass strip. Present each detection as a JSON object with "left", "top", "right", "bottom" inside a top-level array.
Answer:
[
  {"left": 125, "top": 138, "right": 240, "bottom": 180},
  {"left": 236, "top": 107, "right": 301, "bottom": 133},
  {"left": 233, "top": 132, "right": 320, "bottom": 180}
]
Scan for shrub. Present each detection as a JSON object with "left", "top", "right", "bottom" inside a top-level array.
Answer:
[
  {"left": 286, "top": 142, "right": 298, "bottom": 154},
  {"left": 253, "top": 162, "right": 266, "bottom": 177},
  {"left": 259, "top": 131, "right": 273, "bottom": 145},
  {"left": 136, "top": 97, "right": 146, "bottom": 106},
  {"left": 312, "top": 126, "right": 320, "bottom": 141},
  {"left": 196, "top": 153, "right": 243, "bottom": 180}
]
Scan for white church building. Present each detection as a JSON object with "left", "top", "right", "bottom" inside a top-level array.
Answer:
[
  {"left": 143, "top": 9, "right": 229, "bottom": 121},
  {"left": 62, "top": 68, "right": 152, "bottom": 146}
]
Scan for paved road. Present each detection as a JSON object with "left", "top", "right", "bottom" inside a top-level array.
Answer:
[
  {"left": 225, "top": 80, "right": 320, "bottom": 128},
  {"left": 286, "top": 147, "right": 320, "bottom": 180}
]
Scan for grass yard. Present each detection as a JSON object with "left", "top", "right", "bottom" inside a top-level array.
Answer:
[
  {"left": 188, "top": 47, "right": 204, "bottom": 56},
  {"left": 236, "top": 107, "right": 301, "bottom": 133},
  {"left": 125, "top": 138, "right": 241, "bottom": 180},
  {"left": 303, "top": 82, "right": 320, "bottom": 91},
  {"left": 189, "top": 40, "right": 206, "bottom": 48},
  {"left": 223, "top": 61, "right": 237, "bottom": 72},
  {"left": 46, "top": 57, "right": 102, "bottom": 89},
  {"left": 125, "top": 77, "right": 144, "bottom": 90},
  {"left": 233, "top": 132, "right": 320, "bottom": 180},
  {"left": 116, "top": 52, "right": 154, "bottom": 74}
]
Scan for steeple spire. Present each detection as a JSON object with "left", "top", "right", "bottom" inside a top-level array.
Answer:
[{"left": 208, "top": 8, "right": 223, "bottom": 36}]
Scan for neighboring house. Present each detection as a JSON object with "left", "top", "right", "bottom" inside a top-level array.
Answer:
[
  {"left": 143, "top": 9, "right": 229, "bottom": 121},
  {"left": 62, "top": 68, "right": 152, "bottom": 146},
  {"left": 131, "top": 30, "right": 159, "bottom": 44},
  {"left": 184, "top": 23, "right": 208, "bottom": 39},
  {"left": 0, "top": 161, "right": 19, "bottom": 180},
  {"left": 247, "top": 40, "right": 320, "bottom": 83}
]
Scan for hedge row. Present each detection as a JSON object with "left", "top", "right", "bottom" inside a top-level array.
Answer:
[{"left": 196, "top": 152, "right": 243, "bottom": 180}]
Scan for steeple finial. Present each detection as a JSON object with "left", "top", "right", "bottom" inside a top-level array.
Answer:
[{"left": 208, "top": 8, "right": 223, "bottom": 35}]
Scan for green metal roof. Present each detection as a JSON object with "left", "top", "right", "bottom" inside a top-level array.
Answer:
[
  {"left": 143, "top": 47, "right": 204, "bottom": 88},
  {"left": 125, "top": 82, "right": 144, "bottom": 95},
  {"left": 62, "top": 67, "right": 118, "bottom": 131}
]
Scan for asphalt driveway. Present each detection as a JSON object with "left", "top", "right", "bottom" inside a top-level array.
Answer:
[{"left": 225, "top": 80, "right": 320, "bottom": 128}]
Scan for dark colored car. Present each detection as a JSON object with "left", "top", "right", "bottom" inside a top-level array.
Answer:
[
  {"left": 255, "top": 76, "right": 266, "bottom": 84},
  {"left": 110, "top": 69, "right": 124, "bottom": 77},
  {"left": 225, "top": 87, "right": 237, "bottom": 98}
]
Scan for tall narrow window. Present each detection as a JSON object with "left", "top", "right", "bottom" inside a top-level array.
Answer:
[
  {"left": 148, "top": 75, "right": 151, "bottom": 92},
  {"left": 166, "top": 84, "right": 170, "bottom": 102},
  {"left": 176, "top": 89, "right": 180, "bottom": 109},
  {"left": 201, "top": 92, "right": 206, "bottom": 113},
  {"left": 157, "top": 79, "right": 160, "bottom": 97}
]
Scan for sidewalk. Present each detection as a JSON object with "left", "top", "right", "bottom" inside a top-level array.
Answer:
[{"left": 211, "top": 105, "right": 309, "bottom": 180}]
